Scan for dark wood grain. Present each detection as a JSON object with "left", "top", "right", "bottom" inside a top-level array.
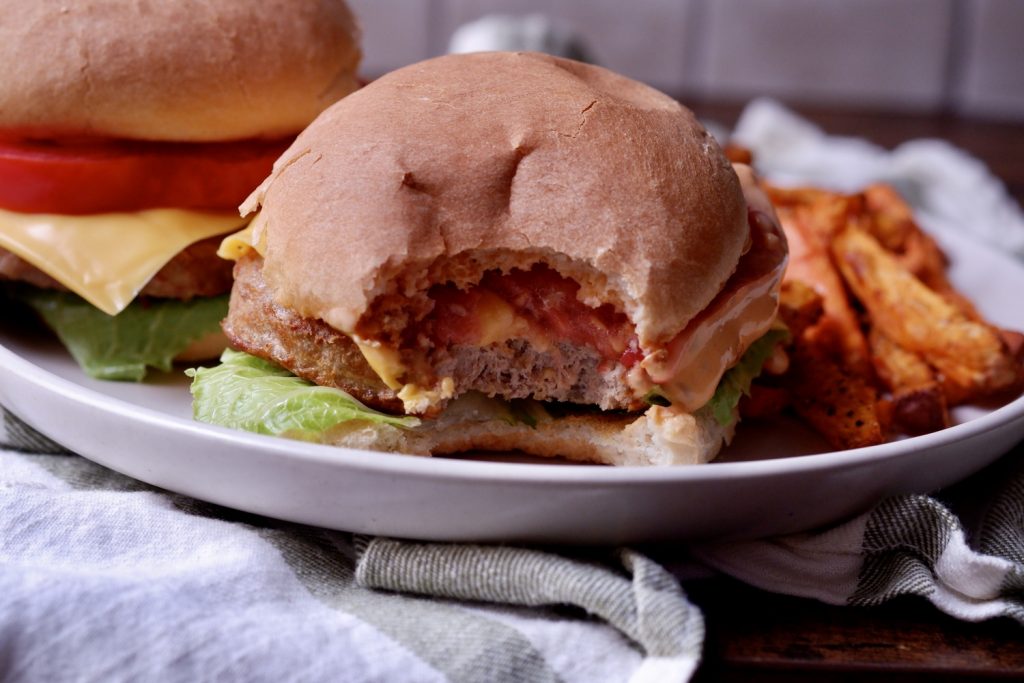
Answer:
[
  {"left": 677, "top": 100, "right": 1024, "bottom": 681},
  {"left": 687, "top": 579, "right": 1024, "bottom": 682}
]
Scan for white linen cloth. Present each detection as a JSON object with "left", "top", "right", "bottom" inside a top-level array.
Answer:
[
  {"left": 0, "top": 415, "right": 697, "bottom": 683},
  {"left": 729, "top": 97, "right": 1024, "bottom": 257},
  {"left": 2, "top": 100, "right": 1023, "bottom": 682}
]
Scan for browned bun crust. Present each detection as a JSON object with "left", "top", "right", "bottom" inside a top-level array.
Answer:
[
  {"left": 244, "top": 51, "right": 747, "bottom": 348},
  {"left": 0, "top": 0, "right": 361, "bottom": 141}
]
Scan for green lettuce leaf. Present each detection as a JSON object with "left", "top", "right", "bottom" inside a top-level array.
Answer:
[
  {"left": 186, "top": 349, "right": 420, "bottom": 440},
  {"left": 703, "top": 327, "right": 790, "bottom": 427},
  {"left": 22, "top": 290, "right": 228, "bottom": 381}
]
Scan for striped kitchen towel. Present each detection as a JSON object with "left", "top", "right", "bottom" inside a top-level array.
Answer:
[
  {"left": 690, "top": 445, "right": 1024, "bottom": 624},
  {"left": 0, "top": 407, "right": 702, "bottom": 683},
  {"left": 3, "top": 404, "right": 1024, "bottom": 683}
]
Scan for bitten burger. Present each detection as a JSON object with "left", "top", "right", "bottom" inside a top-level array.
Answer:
[{"left": 192, "top": 52, "right": 788, "bottom": 466}]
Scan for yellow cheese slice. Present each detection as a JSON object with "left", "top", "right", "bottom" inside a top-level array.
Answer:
[
  {"left": 473, "top": 291, "right": 551, "bottom": 350},
  {"left": 0, "top": 207, "right": 244, "bottom": 315},
  {"left": 217, "top": 211, "right": 268, "bottom": 261},
  {"left": 355, "top": 341, "right": 405, "bottom": 390},
  {"left": 217, "top": 225, "right": 257, "bottom": 261}
]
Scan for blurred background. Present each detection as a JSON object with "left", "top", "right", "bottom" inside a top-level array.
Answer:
[{"left": 348, "top": 0, "right": 1023, "bottom": 122}]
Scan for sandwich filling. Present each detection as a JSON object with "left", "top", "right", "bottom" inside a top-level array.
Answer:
[
  {"left": 0, "top": 136, "right": 285, "bottom": 379},
  {"left": 220, "top": 188, "right": 786, "bottom": 417},
  {"left": 189, "top": 52, "right": 791, "bottom": 465}
]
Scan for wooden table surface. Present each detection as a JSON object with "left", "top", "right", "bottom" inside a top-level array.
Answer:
[{"left": 678, "top": 101, "right": 1024, "bottom": 682}]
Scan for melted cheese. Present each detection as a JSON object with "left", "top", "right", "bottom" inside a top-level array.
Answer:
[
  {"left": 217, "top": 212, "right": 268, "bottom": 260},
  {"left": 0, "top": 207, "right": 244, "bottom": 315},
  {"left": 356, "top": 339, "right": 457, "bottom": 414},
  {"left": 354, "top": 292, "right": 550, "bottom": 413},
  {"left": 397, "top": 378, "right": 455, "bottom": 415},
  {"left": 474, "top": 291, "right": 544, "bottom": 348},
  {"left": 355, "top": 341, "right": 405, "bottom": 390}
]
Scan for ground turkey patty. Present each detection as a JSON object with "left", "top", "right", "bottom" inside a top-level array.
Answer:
[{"left": 223, "top": 253, "right": 638, "bottom": 414}]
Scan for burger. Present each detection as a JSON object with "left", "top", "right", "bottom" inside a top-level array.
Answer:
[
  {"left": 0, "top": 0, "right": 361, "bottom": 380},
  {"left": 189, "top": 52, "right": 788, "bottom": 466}
]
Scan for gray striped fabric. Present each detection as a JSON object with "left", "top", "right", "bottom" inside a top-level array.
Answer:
[
  {"left": 851, "top": 454, "right": 1024, "bottom": 622},
  {"left": 0, "top": 406, "right": 701, "bottom": 682},
  {"left": 6, "top": 398, "right": 1024, "bottom": 683},
  {"left": 690, "top": 443, "right": 1024, "bottom": 626},
  {"left": 356, "top": 539, "right": 704, "bottom": 659},
  {"left": 2, "top": 407, "right": 72, "bottom": 454}
]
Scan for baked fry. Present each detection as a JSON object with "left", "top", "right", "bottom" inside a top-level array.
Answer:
[
  {"left": 831, "top": 227, "right": 1021, "bottom": 403},
  {"left": 776, "top": 199, "right": 872, "bottom": 375},
  {"left": 761, "top": 186, "right": 883, "bottom": 446},
  {"left": 778, "top": 279, "right": 824, "bottom": 339},
  {"left": 862, "top": 184, "right": 920, "bottom": 252},
  {"left": 868, "top": 328, "right": 949, "bottom": 435},
  {"left": 863, "top": 184, "right": 980, "bottom": 319},
  {"left": 786, "top": 338, "right": 886, "bottom": 450},
  {"left": 757, "top": 180, "right": 1023, "bottom": 446}
]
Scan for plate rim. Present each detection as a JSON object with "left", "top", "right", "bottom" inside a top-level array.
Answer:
[{"left": 4, "top": 337, "right": 1023, "bottom": 487}]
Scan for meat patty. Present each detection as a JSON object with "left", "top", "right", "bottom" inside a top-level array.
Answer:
[
  {"left": 0, "top": 234, "right": 234, "bottom": 300},
  {"left": 224, "top": 253, "right": 637, "bottom": 414},
  {"left": 432, "top": 340, "right": 634, "bottom": 410},
  {"left": 223, "top": 253, "right": 404, "bottom": 413}
]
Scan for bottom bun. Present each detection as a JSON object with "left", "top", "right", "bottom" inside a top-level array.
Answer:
[{"left": 321, "top": 396, "right": 735, "bottom": 466}]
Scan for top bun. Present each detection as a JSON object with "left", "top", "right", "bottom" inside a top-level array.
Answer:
[
  {"left": 245, "top": 51, "right": 748, "bottom": 347},
  {"left": 0, "top": 0, "right": 361, "bottom": 141}
]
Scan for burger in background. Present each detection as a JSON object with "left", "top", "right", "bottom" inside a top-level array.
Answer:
[
  {"left": 190, "top": 52, "right": 788, "bottom": 466},
  {"left": 0, "top": 0, "right": 361, "bottom": 380}
]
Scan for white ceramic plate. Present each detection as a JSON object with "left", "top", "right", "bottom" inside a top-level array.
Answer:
[{"left": 2, "top": 227, "right": 1023, "bottom": 544}]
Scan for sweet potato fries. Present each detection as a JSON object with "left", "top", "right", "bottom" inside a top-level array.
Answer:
[{"left": 745, "top": 178, "right": 1023, "bottom": 450}]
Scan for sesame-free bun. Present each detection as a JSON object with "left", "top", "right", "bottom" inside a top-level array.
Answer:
[
  {"left": 0, "top": 0, "right": 361, "bottom": 141},
  {"left": 244, "top": 51, "right": 748, "bottom": 348},
  {"left": 323, "top": 396, "right": 735, "bottom": 467}
]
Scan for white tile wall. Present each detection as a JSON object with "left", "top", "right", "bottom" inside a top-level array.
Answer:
[
  {"left": 696, "top": 0, "right": 954, "bottom": 110},
  {"left": 343, "top": 0, "right": 1024, "bottom": 120},
  {"left": 435, "top": 0, "right": 699, "bottom": 92},
  {"left": 954, "top": 0, "right": 1024, "bottom": 120},
  {"left": 347, "top": 0, "right": 435, "bottom": 77}
]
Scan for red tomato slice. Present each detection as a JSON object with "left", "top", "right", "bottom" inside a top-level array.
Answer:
[
  {"left": 424, "top": 264, "right": 635, "bottom": 362},
  {"left": 0, "top": 137, "right": 291, "bottom": 215}
]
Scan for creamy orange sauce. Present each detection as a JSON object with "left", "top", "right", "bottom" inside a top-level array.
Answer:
[{"left": 638, "top": 166, "right": 788, "bottom": 411}]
